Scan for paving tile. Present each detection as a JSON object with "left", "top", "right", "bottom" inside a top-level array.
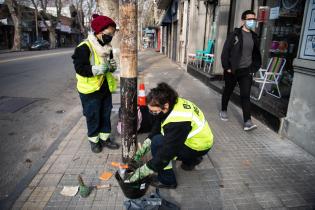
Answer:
[{"left": 12, "top": 50, "right": 315, "bottom": 210}]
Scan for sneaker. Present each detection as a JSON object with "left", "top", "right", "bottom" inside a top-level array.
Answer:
[
  {"left": 90, "top": 141, "right": 102, "bottom": 153},
  {"left": 244, "top": 120, "right": 257, "bottom": 131},
  {"left": 100, "top": 138, "right": 120, "bottom": 150},
  {"left": 219, "top": 111, "right": 228, "bottom": 121}
]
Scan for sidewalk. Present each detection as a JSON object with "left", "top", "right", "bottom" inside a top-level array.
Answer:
[{"left": 12, "top": 49, "right": 315, "bottom": 210}]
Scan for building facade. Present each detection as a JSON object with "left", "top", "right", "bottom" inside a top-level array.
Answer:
[
  {"left": 0, "top": 3, "right": 81, "bottom": 50},
  {"left": 156, "top": 0, "right": 315, "bottom": 156}
]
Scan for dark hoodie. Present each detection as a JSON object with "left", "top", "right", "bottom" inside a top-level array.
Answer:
[{"left": 221, "top": 26, "right": 262, "bottom": 74}]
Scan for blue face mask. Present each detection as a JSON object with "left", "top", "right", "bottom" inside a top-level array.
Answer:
[{"left": 245, "top": 20, "right": 256, "bottom": 30}]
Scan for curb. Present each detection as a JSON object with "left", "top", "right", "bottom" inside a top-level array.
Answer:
[{"left": 0, "top": 114, "right": 82, "bottom": 210}]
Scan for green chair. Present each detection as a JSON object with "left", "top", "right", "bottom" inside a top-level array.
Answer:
[
  {"left": 195, "top": 39, "right": 214, "bottom": 68},
  {"left": 203, "top": 54, "right": 214, "bottom": 73}
]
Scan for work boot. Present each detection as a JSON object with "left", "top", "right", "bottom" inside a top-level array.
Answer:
[
  {"left": 100, "top": 138, "right": 120, "bottom": 150},
  {"left": 90, "top": 141, "right": 102, "bottom": 153},
  {"left": 243, "top": 119, "right": 257, "bottom": 131},
  {"left": 219, "top": 111, "right": 228, "bottom": 121},
  {"left": 180, "top": 163, "right": 195, "bottom": 171},
  {"left": 181, "top": 157, "right": 203, "bottom": 171},
  {"left": 150, "top": 175, "right": 177, "bottom": 189}
]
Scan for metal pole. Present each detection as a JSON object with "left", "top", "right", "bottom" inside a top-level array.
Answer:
[{"left": 119, "top": 0, "right": 138, "bottom": 163}]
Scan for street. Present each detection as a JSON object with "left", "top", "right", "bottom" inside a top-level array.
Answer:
[{"left": 0, "top": 49, "right": 82, "bottom": 202}]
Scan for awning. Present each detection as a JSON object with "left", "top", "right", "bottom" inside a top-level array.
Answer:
[
  {"left": 160, "top": 7, "right": 172, "bottom": 26},
  {"left": 156, "top": 0, "right": 172, "bottom": 10}
]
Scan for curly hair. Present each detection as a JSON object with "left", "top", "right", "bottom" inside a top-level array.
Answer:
[{"left": 147, "top": 83, "right": 178, "bottom": 108}]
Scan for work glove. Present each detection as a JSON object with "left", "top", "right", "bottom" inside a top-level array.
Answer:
[
  {"left": 109, "top": 59, "right": 117, "bottom": 72},
  {"left": 91, "top": 64, "right": 110, "bottom": 76},
  {"left": 134, "top": 138, "right": 151, "bottom": 162},
  {"left": 124, "top": 164, "right": 154, "bottom": 183}
]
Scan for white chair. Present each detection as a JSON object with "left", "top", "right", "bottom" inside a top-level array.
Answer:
[
  {"left": 252, "top": 57, "right": 286, "bottom": 100},
  {"left": 188, "top": 53, "right": 196, "bottom": 65}
]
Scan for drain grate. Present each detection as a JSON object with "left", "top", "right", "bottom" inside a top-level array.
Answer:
[{"left": 0, "top": 96, "right": 39, "bottom": 113}]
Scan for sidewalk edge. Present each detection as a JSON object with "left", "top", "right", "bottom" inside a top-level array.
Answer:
[{"left": 0, "top": 114, "right": 83, "bottom": 210}]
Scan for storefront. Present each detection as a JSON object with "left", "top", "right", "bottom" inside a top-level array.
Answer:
[
  {"left": 186, "top": 0, "right": 309, "bottom": 131},
  {"left": 256, "top": 0, "right": 306, "bottom": 99},
  {"left": 281, "top": 0, "right": 315, "bottom": 156}
]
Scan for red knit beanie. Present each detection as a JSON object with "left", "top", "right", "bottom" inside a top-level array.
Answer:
[{"left": 91, "top": 14, "right": 116, "bottom": 34}]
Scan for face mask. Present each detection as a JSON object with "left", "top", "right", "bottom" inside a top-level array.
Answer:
[
  {"left": 245, "top": 20, "right": 256, "bottom": 30},
  {"left": 150, "top": 110, "right": 160, "bottom": 116},
  {"left": 149, "top": 108, "right": 167, "bottom": 118},
  {"left": 157, "top": 111, "right": 168, "bottom": 119},
  {"left": 101, "top": 34, "right": 113, "bottom": 44}
]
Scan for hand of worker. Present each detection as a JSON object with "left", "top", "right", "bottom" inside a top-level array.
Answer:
[
  {"left": 109, "top": 59, "right": 117, "bottom": 72},
  {"left": 124, "top": 164, "right": 154, "bottom": 183},
  {"left": 128, "top": 159, "right": 143, "bottom": 171},
  {"left": 226, "top": 69, "right": 232, "bottom": 73},
  {"left": 133, "top": 138, "right": 151, "bottom": 162},
  {"left": 91, "top": 64, "right": 109, "bottom": 75}
]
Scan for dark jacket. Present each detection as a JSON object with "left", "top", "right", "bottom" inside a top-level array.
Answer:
[
  {"left": 145, "top": 109, "right": 192, "bottom": 172},
  {"left": 72, "top": 43, "right": 111, "bottom": 96},
  {"left": 221, "top": 26, "right": 262, "bottom": 74}
]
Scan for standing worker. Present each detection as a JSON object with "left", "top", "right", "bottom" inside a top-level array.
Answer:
[
  {"left": 125, "top": 83, "right": 214, "bottom": 188},
  {"left": 72, "top": 14, "right": 120, "bottom": 153},
  {"left": 220, "top": 10, "right": 262, "bottom": 131}
]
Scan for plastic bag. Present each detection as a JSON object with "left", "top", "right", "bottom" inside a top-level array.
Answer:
[{"left": 124, "top": 189, "right": 180, "bottom": 210}]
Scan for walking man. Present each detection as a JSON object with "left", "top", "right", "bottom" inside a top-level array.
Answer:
[{"left": 220, "top": 10, "right": 262, "bottom": 131}]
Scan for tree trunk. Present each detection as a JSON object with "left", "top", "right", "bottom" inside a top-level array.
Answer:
[
  {"left": 48, "top": 26, "right": 57, "bottom": 49},
  {"left": 119, "top": 0, "right": 138, "bottom": 163},
  {"left": 97, "top": 0, "right": 120, "bottom": 61},
  {"left": 5, "top": 0, "right": 21, "bottom": 51}
]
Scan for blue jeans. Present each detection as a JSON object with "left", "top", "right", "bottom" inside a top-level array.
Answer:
[{"left": 79, "top": 92, "right": 112, "bottom": 139}]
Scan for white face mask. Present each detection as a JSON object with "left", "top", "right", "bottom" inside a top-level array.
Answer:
[{"left": 245, "top": 20, "right": 257, "bottom": 30}]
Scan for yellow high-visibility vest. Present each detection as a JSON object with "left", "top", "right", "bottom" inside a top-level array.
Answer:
[
  {"left": 161, "top": 98, "right": 214, "bottom": 151},
  {"left": 76, "top": 40, "right": 117, "bottom": 94}
]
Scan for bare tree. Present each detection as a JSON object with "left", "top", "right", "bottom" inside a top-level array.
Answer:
[
  {"left": 31, "top": 0, "right": 63, "bottom": 48},
  {"left": 5, "top": 0, "right": 22, "bottom": 50},
  {"left": 69, "top": 0, "right": 95, "bottom": 38},
  {"left": 85, "top": 0, "right": 95, "bottom": 31}
]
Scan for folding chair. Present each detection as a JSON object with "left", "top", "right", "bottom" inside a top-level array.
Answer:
[
  {"left": 252, "top": 57, "right": 286, "bottom": 100},
  {"left": 203, "top": 54, "right": 214, "bottom": 73},
  {"left": 195, "top": 39, "right": 214, "bottom": 68}
]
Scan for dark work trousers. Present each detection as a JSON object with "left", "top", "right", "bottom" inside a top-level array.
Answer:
[
  {"left": 151, "top": 134, "right": 210, "bottom": 185},
  {"left": 221, "top": 69, "right": 253, "bottom": 122},
  {"left": 79, "top": 91, "right": 112, "bottom": 139}
]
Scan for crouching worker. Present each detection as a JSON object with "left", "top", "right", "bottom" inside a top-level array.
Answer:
[
  {"left": 125, "top": 83, "right": 214, "bottom": 188},
  {"left": 72, "top": 14, "right": 120, "bottom": 153}
]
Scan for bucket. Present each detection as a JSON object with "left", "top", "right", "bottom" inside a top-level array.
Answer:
[{"left": 115, "top": 170, "right": 151, "bottom": 199}]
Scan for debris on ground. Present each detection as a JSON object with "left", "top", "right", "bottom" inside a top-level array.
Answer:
[
  {"left": 99, "top": 172, "right": 113, "bottom": 181},
  {"left": 78, "top": 175, "right": 91, "bottom": 198},
  {"left": 111, "top": 161, "right": 128, "bottom": 169},
  {"left": 94, "top": 184, "right": 111, "bottom": 190},
  {"left": 60, "top": 186, "right": 79, "bottom": 196}
]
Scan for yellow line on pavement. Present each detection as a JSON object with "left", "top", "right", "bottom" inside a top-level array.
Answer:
[{"left": 0, "top": 50, "right": 73, "bottom": 64}]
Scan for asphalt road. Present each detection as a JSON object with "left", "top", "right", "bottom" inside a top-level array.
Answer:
[{"left": 0, "top": 49, "right": 82, "bottom": 204}]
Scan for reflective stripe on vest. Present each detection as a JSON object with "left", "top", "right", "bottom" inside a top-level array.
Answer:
[
  {"left": 76, "top": 40, "right": 117, "bottom": 94},
  {"left": 161, "top": 98, "right": 214, "bottom": 151}
]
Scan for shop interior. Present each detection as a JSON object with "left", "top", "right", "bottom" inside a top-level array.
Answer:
[{"left": 257, "top": 0, "right": 306, "bottom": 100}]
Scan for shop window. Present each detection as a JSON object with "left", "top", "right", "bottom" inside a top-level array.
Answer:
[{"left": 257, "top": 0, "right": 306, "bottom": 99}]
